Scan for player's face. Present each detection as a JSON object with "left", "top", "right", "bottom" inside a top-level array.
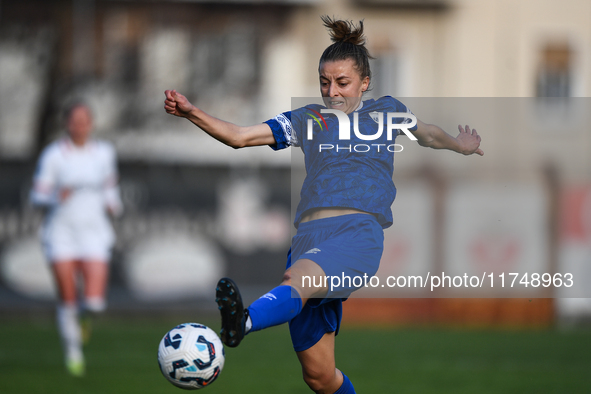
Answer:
[
  {"left": 67, "top": 106, "right": 93, "bottom": 146},
  {"left": 319, "top": 58, "right": 370, "bottom": 115}
]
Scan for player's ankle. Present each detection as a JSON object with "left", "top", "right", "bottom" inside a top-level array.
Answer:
[{"left": 245, "top": 313, "right": 253, "bottom": 334}]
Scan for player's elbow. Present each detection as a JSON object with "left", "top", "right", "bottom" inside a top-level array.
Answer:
[
  {"left": 414, "top": 124, "right": 440, "bottom": 149},
  {"left": 226, "top": 128, "right": 250, "bottom": 149},
  {"left": 227, "top": 136, "right": 246, "bottom": 149},
  {"left": 29, "top": 190, "right": 53, "bottom": 207},
  {"left": 417, "top": 137, "right": 434, "bottom": 148}
]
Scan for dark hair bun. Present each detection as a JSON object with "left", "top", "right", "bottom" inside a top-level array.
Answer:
[{"left": 321, "top": 15, "right": 366, "bottom": 46}]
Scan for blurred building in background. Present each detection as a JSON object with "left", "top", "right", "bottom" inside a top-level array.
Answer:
[{"left": 0, "top": 0, "right": 590, "bottom": 325}]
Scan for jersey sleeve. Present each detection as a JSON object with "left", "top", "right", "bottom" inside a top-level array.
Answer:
[
  {"left": 264, "top": 111, "right": 298, "bottom": 150},
  {"left": 383, "top": 96, "right": 418, "bottom": 135},
  {"left": 102, "top": 143, "right": 124, "bottom": 217},
  {"left": 400, "top": 105, "right": 418, "bottom": 134},
  {"left": 30, "top": 145, "right": 59, "bottom": 206}
]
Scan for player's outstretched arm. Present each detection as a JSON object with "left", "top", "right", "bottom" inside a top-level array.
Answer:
[
  {"left": 164, "top": 90, "right": 276, "bottom": 149},
  {"left": 412, "top": 120, "right": 484, "bottom": 156}
]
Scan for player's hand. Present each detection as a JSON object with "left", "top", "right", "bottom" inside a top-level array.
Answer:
[
  {"left": 59, "top": 188, "right": 72, "bottom": 202},
  {"left": 106, "top": 205, "right": 123, "bottom": 219},
  {"left": 456, "top": 125, "right": 483, "bottom": 156},
  {"left": 164, "top": 90, "right": 194, "bottom": 117}
]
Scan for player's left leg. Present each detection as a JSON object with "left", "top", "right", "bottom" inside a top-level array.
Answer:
[
  {"left": 297, "top": 332, "right": 340, "bottom": 393},
  {"left": 297, "top": 332, "right": 356, "bottom": 394},
  {"left": 290, "top": 298, "right": 355, "bottom": 393},
  {"left": 80, "top": 260, "right": 109, "bottom": 313},
  {"left": 79, "top": 260, "right": 109, "bottom": 343}
]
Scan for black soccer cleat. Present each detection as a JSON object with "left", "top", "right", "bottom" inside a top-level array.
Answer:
[{"left": 215, "top": 277, "right": 247, "bottom": 348}]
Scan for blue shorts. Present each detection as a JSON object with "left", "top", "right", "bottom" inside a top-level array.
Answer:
[{"left": 287, "top": 213, "right": 384, "bottom": 352}]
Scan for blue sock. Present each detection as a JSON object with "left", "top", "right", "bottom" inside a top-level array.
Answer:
[
  {"left": 334, "top": 373, "right": 355, "bottom": 394},
  {"left": 248, "top": 285, "right": 302, "bottom": 332}
]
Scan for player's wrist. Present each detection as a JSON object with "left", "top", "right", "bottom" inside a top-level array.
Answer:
[
  {"left": 184, "top": 105, "right": 201, "bottom": 120},
  {"left": 449, "top": 137, "right": 465, "bottom": 155}
]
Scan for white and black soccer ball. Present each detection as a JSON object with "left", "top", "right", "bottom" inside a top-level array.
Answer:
[{"left": 158, "top": 323, "right": 225, "bottom": 390}]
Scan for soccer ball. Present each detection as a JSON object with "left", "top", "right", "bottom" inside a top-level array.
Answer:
[{"left": 158, "top": 323, "right": 225, "bottom": 390}]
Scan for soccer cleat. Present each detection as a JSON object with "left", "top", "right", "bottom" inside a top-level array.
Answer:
[
  {"left": 215, "top": 277, "right": 247, "bottom": 348},
  {"left": 66, "top": 357, "right": 85, "bottom": 377}
]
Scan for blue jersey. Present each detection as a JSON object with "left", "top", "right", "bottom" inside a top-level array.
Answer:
[{"left": 265, "top": 96, "right": 416, "bottom": 229}]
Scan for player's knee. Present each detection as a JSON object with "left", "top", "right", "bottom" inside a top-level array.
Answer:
[
  {"left": 302, "top": 367, "right": 336, "bottom": 393},
  {"left": 281, "top": 270, "right": 292, "bottom": 285},
  {"left": 280, "top": 275, "right": 306, "bottom": 301}
]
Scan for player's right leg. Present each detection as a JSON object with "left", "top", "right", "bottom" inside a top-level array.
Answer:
[
  {"left": 52, "top": 260, "right": 85, "bottom": 376},
  {"left": 215, "top": 277, "right": 247, "bottom": 347},
  {"left": 216, "top": 258, "right": 327, "bottom": 347}
]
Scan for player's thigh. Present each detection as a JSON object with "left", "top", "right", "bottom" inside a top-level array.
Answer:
[
  {"left": 296, "top": 331, "right": 335, "bottom": 376},
  {"left": 80, "top": 260, "right": 109, "bottom": 297},
  {"left": 51, "top": 260, "right": 79, "bottom": 302},
  {"left": 282, "top": 258, "right": 328, "bottom": 301}
]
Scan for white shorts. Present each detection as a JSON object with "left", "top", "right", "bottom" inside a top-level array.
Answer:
[{"left": 41, "top": 216, "right": 115, "bottom": 262}]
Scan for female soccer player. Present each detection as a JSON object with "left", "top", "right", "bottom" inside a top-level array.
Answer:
[
  {"left": 30, "top": 103, "right": 123, "bottom": 376},
  {"left": 164, "top": 16, "right": 482, "bottom": 394}
]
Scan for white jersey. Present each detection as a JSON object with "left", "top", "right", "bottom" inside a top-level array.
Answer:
[{"left": 30, "top": 137, "right": 123, "bottom": 261}]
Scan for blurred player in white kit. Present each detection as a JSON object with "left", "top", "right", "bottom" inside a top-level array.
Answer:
[{"left": 30, "top": 102, "right": 123, "bottom": 376}]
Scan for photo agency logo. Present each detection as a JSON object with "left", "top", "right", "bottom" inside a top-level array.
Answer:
[{"left": 305, "top": 107, "right": 417, "bottom": 153}]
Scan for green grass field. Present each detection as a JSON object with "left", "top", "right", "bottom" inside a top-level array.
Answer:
[{"left": 0, "top": 314, "right": 590, "bottom": 394}]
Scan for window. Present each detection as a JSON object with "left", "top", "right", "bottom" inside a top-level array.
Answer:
[
  {"left": 536, "top": 43, "right": 572, "bottom": 98},
  {"left": 370, "top": 48, "right": 401, "bottom": 97}
]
